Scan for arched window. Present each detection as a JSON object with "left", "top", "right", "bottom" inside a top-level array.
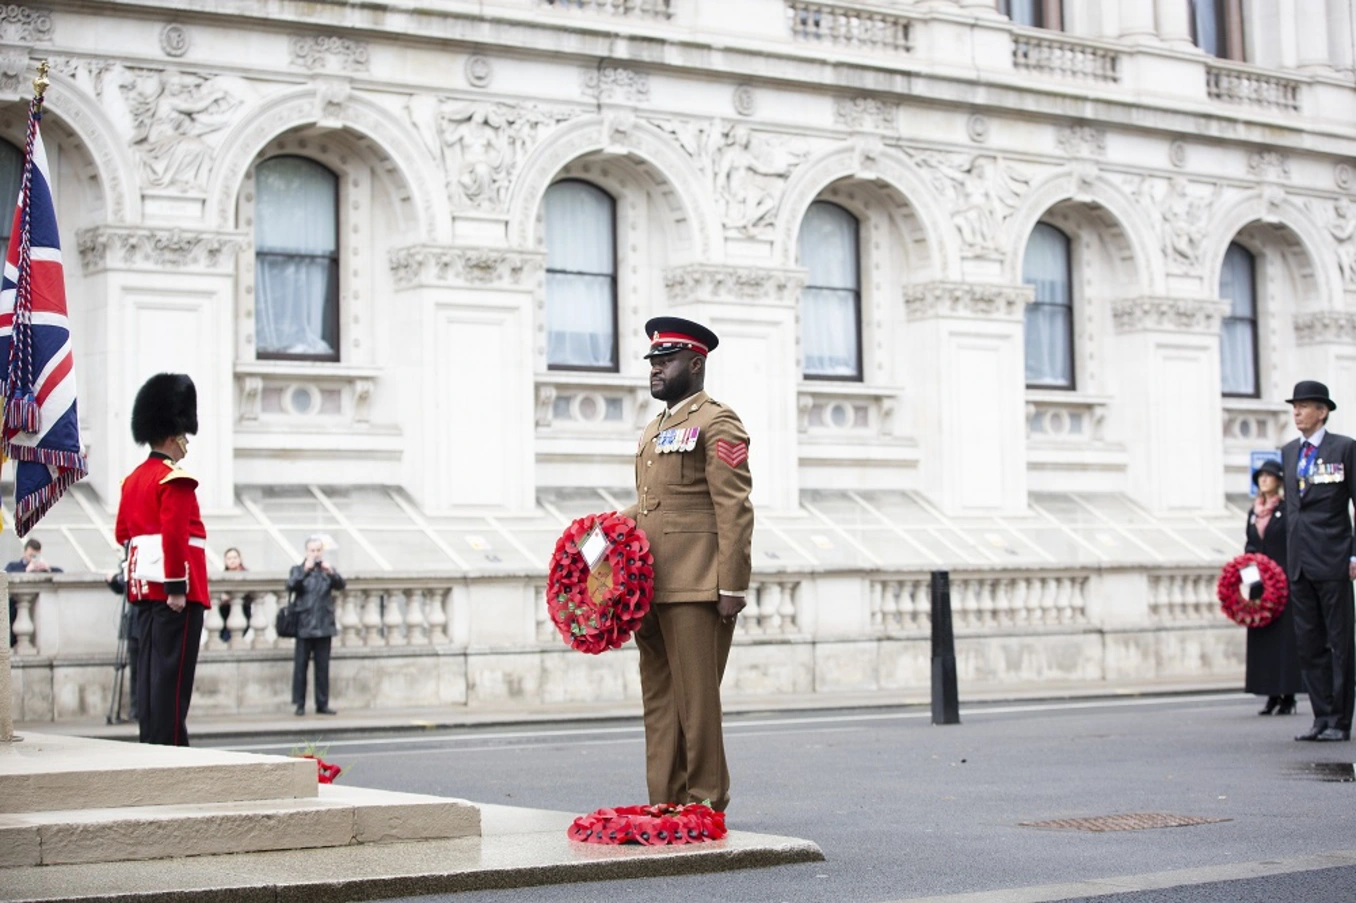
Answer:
[
  {"left": 1219, "top": 242, "right": 1258, "bottom": 397},
  {"left": 544, "top": 180, "right": 617, "bottom": 371},
  {"left": 0, "top": 139, "right": 23, "bottom": 248},
  {"left": 254, "top": 156, "right": 340, "bottom": 361},
  {"left": 798, "top": 201, "right": 862, "bottom": 380},
  {"left": 1022, "top": 223, "right": 1074, "bottom": 389}
]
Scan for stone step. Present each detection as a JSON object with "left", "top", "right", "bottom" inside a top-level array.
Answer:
[
  {"left": 0, "top": 783, "right": 481, "bottom": 868},
  {"left": 0, "top": 732, "right": 317, "bottom": 814}
]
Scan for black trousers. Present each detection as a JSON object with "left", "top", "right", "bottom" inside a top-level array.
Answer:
[
  {"left": 1291, "top": 574, "right": 1356, "bottom": 732},
  {"left": 135, "top": 601, "right": 204, "bottom": 746},
  {"left": 292, "top": 636, "right": 332, "bottom": 710}
]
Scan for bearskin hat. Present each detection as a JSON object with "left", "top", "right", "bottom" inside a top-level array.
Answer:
[{"left": 131, "top": 373, "right": 198, "bottom": 445}]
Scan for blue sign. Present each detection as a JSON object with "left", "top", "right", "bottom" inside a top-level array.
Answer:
[{"left": 1249, "top": 449, "right": 1282, "bottom": 497}]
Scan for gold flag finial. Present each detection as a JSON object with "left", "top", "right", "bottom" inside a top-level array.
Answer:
[{"left": 33, "top": 59, "right": 49, "bottom": 101}]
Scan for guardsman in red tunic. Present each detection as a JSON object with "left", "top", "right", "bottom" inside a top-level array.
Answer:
[{"left": 114, "top": 373, "right": 209, "bottom": 746}]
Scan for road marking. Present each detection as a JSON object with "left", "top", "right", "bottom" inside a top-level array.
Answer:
[
  {"left": 888, "top": 849, "right": 1356, "bottom": 902},
  {"left": 213, "top": 694, "right": 1246, "bottom": 753}
]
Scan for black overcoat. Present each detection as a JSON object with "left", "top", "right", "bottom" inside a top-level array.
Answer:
[{"left": 1243, "top": 504, "right": 1301, "bottom": 696}]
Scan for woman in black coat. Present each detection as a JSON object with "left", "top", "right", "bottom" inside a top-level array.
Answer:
[{"left": 1244, "top": 458, "right": 1301, "bottom": 715}]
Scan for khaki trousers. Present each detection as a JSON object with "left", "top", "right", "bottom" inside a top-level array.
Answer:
[{"left": 635, "top": 602, "right": 736, "bottom": 811}]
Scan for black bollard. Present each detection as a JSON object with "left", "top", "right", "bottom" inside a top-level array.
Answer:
[{"left": 931, "top": 570, "right": 960, "bottom": 725}]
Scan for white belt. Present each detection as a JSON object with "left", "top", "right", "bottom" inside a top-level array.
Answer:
[{"left": 128, "top": 534, "right": 205, "bottom": 584}]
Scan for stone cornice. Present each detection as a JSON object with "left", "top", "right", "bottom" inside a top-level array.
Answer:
[
  {"left": 663, "top": 265, "right": 806, "bottom": 304},
  {"left": 76, "top": 225, "right": 247, "bottom": 275},
  {"left": 903, "top": 282, "right": 1032, "bottom": 321},
  {"left": 1111, "top": 297, "right": 1230, "bottom": 334},
  {"left": 388, "top": 245, "right": 545, "bottom": 288},
  {"left": 1293, "top": 311, "right": 1356, "bottom": 345}
]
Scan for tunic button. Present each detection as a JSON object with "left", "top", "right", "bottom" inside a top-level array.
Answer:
[{"left": 647, "top": 461, "right": 653, "bottom": 467}]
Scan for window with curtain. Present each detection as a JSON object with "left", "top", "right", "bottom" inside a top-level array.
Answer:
[
  {"left": 1189, "top": 0, "right": 1244, "bottom": 59},
  {"left": 1022, "top": 223, "right": 1074, "bottom": 389},
  {"left": 798, "top": 201, "right": 861, "bottom": 380},
  {"left": 544, "top": 180, "right": 617, "bottom": 371},
  {"left": 1219, "top": 242, "right": 1258, "bottom": 397},
  {"left": 254, "top": 156, "right": 340, "bottom": 360},
  {"left": 999, "top": 0, "right": 1043, "bottom": 27},
  {"left": 0, "top": 140, "right": 21, "bottom": 248}
]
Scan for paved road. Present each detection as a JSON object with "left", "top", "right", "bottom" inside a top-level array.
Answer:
[{"left": 214, "top": 694, "right": 1356, "bottom": 902}]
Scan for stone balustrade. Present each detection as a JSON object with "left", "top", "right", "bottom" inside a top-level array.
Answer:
[
  {"left": 1222, "top": 401, "right": 1290, "bottom": 453},
  {"left": 785, "top": 0, "right": 913, "bottom": 53},
  {"left": 1148, "top": 570, "right": 1220, "bottom": 623},
  {"left": 798, "top": 385, "right": 900, "bottom": 440},
  {"left": 1026, "top": 393, "right": 1110, "bottom": 444},
  {"left": 1205, "top": 62, "right": 1302, "bottom": 112},
  {"left": 871, "top": 570, "right": 1090, "bottom": 633},
  {"left": 1012, "top": 32, "right": 1120, "bottom": 83},
  {"left": 9, "top": 585, "right": 38, "bottom": 655}
]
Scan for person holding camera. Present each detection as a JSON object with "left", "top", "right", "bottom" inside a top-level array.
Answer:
[{"left": 287, "top": 535, "right": 345, "bottom": 716}]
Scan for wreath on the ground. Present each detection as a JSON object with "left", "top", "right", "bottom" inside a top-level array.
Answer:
[
  {"left": 1217, "top": 553, "right": 1289, "bottom": 628},
  {"left": 546, "top": 512, "right": 654, "bottom": 654},
  {"left": 568, "top": 803, "right": 728, "bottom": 845}
]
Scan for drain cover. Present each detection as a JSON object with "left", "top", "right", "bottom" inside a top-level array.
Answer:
[{"left": 1019, "top": 813, "right": 1231, "bottom": 832}]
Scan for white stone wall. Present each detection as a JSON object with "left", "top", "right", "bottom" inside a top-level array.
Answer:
[{"left": 10, "top": 0, "right": 1349, "bottom": 520}]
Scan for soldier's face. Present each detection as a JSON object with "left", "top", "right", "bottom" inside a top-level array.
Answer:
[{"left": 650, "top": 351, "right": 698, "bottom": 403}]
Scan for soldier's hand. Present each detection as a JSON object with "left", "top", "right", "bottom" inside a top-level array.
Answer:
[
  {"left": 717, "top": 594, "right": 746, "bottom": 623},
  {"left": 167, "top": 594, "right": 187, "bottom": 613}
]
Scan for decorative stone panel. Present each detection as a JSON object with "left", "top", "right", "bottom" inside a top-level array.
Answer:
[
  {"left": 1293, "top": 311, "right": 1356, "bottom": 345},
  {"left": 1111, "top": 298, "right": 1229, "bottom": 334},
  {"left": 388, "top": 245, "right": 545, "bottom": 288},
  {"left": 76, "top": 226, "right": 247, "bottom": 275},
  {"left": 902, "top": 282, "right": 1032, "bottom": 321},
  {"left": 663, "top": 264, "right": 806, "bottom": 304},
  {"left": 0, "top": 6, "right": 53, "bottom": 43},
  {"left": 289, "top": 34, "right": 370, "bottom": 72}
]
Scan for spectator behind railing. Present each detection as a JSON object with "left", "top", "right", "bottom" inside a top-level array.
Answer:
[
  {"left": 288, "top": 536, "right": 345, "bottom": 717},
  {"left": 217, "top": 547, "right": 254, "bottom": 644},
  {"left": 8, "top": 537, "right": 62, "bottom": 647}
]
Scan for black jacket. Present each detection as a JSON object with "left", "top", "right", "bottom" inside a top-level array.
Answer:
[
  {"left": 1245, "top": 500, "right": 1288, "bottom": 569},
  {"left": 1281, "top": 430, "right": 1356, "bottom": 582},
  {"left": 286, "top": 564, "right": 347, "bottom": 639}
]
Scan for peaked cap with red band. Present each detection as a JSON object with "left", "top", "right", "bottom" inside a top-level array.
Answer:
[{"left": 643, "top": 316, "right": 720, "bottom": 359}]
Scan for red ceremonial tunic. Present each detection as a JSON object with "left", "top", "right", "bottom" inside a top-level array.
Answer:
[{"left": 114, "top": 453, "right": 210, "bottom": 606}]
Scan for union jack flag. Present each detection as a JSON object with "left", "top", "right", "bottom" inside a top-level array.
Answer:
[{"left": 0, "top": 78, "right": 87, "bottom": 535}]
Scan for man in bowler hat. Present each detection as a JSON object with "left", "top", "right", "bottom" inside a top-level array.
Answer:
[
  {"left": 114, "top": 373, "right": 211, "bottom": 746},
  {"left": 624, "top": 316, "right": 754, "bottom": 811},
  {"left": 1281, "top": 380, "right": 1356, "bottom": 742}
]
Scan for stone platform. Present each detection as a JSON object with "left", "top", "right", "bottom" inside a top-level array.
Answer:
[{"left": 0, "top": 803, "right": 823, "bottom": 902}]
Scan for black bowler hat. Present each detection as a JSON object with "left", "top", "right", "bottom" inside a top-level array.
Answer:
[
  {"left": 643, "top": 316, "right": 719, "bottom": 359},
  {"left": 1285, "top": 379, "right": 1336, "bottom": 411},
  {"left": 1252, "top": 458, "right": 1283, "bottom": 485}
]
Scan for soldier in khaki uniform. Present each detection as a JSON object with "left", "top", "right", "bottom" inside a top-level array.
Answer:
[{"left": 623, "top": 316, "right": 754, "bottom": 812}]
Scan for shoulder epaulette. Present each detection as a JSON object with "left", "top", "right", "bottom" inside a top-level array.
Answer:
[{"left": 158, "top": 462, "right": 197, "bottom": 485}]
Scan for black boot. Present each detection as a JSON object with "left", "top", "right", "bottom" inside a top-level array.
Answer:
[
  {"left": 1259, "top": 696, "right": 1281, "bottom": 715},
  {"left": 1277, "top": 695, "right": 1297, "bottom": 715}
]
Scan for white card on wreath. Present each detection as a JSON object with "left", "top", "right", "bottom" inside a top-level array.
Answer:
[
  {"left": 1239, "top": 564, "right": 1261, "bottom": 586},
  {"left": 579, "top": 525, "right": 610, "bottom": 571}
]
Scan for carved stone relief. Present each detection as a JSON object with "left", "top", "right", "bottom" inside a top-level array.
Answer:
[
  {"left": 388, "top": 245, "right": 545, "bottom": 287},
  {"left": 289, "top": 35, "right": 370, "bottom": 72},
  {"left": 907, "top": 150, "right": 1031, "bottom": 258},
  {"left": 77, "top": 225, "right": 247, "bottom": 274},
  {"left": 160, "top": 24, "right": 190, "bottom": 58},
  {"left": 903, "top": 282, "right": 1032, "bottom": 320},
  {"left": 1169, "top": 140, "right": 1187, "bottom": 168},
  {"left": 833, "top": 97, "right": 897, "bottom": 132},
  {"left": 580, "top": 67, "right": 649, "bottom": 104},
  {"left": 664, "top": 264, "right": 806, "bottom": 303},
  {"left": 1131, "top": 176, "right": 1222, "bottom": 276},
  {"left": 408, "top": 98, "right": 579, "bottom": 214},
  {"left": 314, "top": 77, "right": 351, "bottom": 126},
  {"left": 1293, "top": 311, "right": 1356, "bottom": 344},
  {"left": 465, "top": 55, "right": 493, "bottom": 89},
  {"left": 1111, "top": 297, "right": 1228, "bottom": 333},
  {"left": 0, "top": 48, "right": 28, "bottom": 95},
  {"left": 652, "top": 117, "right": 809, "bottom": 239},
  {"left": 1318, "top": 196, "right": 1356, "bottom": 288},
  {"left": 1055, "top": 125, "right": 1106, "bottom": 159},
  {"left": 732, "top": 84, "right": 756, "bottom": 117},
  {"left": 1336, "top": 162, "right": 1353, "bottom": 192},
  {"left": 0, "top": 6, "right": 53, "bottom": 43},
  {"left": 965, "top": 113, "right": 989, "bottom": 144},
  {"left": 1247, "top": 150, "right": 1290, "bottom": 181}
]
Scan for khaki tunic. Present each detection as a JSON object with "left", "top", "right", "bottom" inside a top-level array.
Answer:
[{"left": 625, "top": 390, "right": 754, "bottom": 811}]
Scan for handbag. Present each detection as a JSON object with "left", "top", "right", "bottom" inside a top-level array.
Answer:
[{"left": 275, "top": 593, "right": 299, "bottom": 638}]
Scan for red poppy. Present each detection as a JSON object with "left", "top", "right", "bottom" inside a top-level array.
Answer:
[{"left": 567, "top": 803, "right": 728, "bottom": 845}]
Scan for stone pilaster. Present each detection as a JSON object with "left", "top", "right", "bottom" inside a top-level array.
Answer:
[
  {"left": 904, "top": 282, "right": 1032, "bottom": 515},
  {"left": 1293, "top": 312, "right": 1356, "bottom": 407},
  {"left": 1113, "top": 297, "right": 1230, "bottom": 513},
  {"left": 1, "top": 572, "right": 11, "bottom": 742}
]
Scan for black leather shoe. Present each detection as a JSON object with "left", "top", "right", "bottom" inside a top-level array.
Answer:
[
  {"left": 1316, "top": 728, "right": 1351, "bottom": 742},
  {"left": 1277, "top": 696, "right": 1297, "bottom": 715},
  {"left": 1259, "top": 696, "right": 1281, "bottom": 715},
  {"left": 1295, "top": 723, "right": 1326, "bottom": 741},
  {"left": 317, "top": 707, "right": 338, "bottom": 716},
  {"left": 294, "top": 706, "right": 305, "bottom": 716}
]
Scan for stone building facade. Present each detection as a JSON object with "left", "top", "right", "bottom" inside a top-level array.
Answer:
[{"left": 5, "top": 0, "right": 1356, "bottom": 718}]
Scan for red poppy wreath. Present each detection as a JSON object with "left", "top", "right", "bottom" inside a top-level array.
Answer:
[
  {"left": 568, "top": 803, "right": 727, "bottom": 845},
  {"left": 546, "top": 512, "right": 654, "bottom": 654},
  {"left": 1216, "top": 553, "right": 1289, "bottom": 628}
]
